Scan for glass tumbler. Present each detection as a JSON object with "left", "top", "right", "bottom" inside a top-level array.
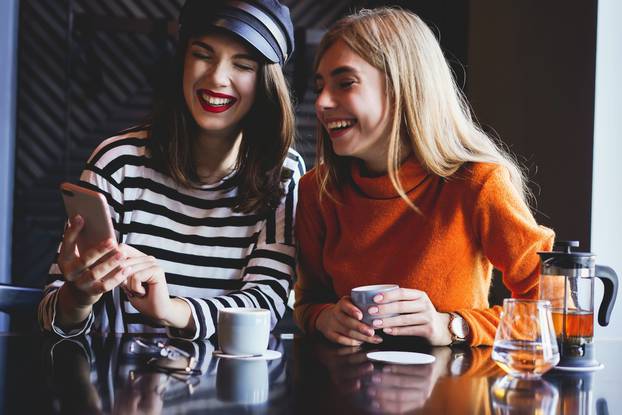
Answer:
[{"left": 492, "top": 299, "right": 560, "bottom": 379}]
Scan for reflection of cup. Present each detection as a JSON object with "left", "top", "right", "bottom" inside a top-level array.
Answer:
[
  {"left": 491, "top": 375, "right": 559, "bottom": 415},
  {"left": 351, "top": 284, "right": 399, "bottom": 325},
  {"left": 216, "top": 359, "right": 269, "bottom": 405},
  {"left": 217, "top": 308, "right": 270, "bottom": 356}
]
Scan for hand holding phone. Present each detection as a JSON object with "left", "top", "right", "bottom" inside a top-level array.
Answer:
[
  {"left": 60, "top": 182, "right": 117, "bottom": 255},
  {"left": 56, "top": 183, "right": 127, "bottom": 311}
]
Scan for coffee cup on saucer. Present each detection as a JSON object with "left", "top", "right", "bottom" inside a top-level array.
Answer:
[{"left": 217, "top": 308, "right": 270, "bottom": 356}]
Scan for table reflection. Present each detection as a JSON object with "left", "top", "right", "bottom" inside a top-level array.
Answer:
[
  {"left": 490, "top": 375, "right": 559, "bottom": 415},
  {"left": 217, "top": 359, "right": 270, "bottom": 405},
  {"left": 3, "top": 334, "right": 613, "bottom": 414},
  {"left": 545, "top": 371, "right": 610, "bottom": 415},
  {"left": 47, "top": 337, "right": 104, "bottom": 414},
  {"left": 311, "top": 345, "right": 451, "bottom": 414},
  {"left": 297, "top": 342, "right": 508, "bottom": 415},
  {"left": 43, "top": 335, "right": 286, "bottom": 414}
]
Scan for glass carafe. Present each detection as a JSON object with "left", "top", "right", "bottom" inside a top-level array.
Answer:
[{"left": 538, "top": 241, "right": 618, "bottom": 370}]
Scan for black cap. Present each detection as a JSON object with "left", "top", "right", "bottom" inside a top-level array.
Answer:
[{"left": 179, "top": 0, "right": 295, "bottom": 65}]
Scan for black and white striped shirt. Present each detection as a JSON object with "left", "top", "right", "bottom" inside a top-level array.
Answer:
[{"left": 38, "top": 128, "right": 305, "bottom": 340}]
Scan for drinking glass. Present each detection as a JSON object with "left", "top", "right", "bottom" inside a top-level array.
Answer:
[{"left": 492, "top": 299, "right": 559, "bottom": 379}]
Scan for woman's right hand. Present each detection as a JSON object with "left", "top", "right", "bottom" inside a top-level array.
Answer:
[
  {"left": 57, "top": 215, "right": 129, "bottom": 309},
  {"left": 315, "top": 296, "right": 383, "bottom": 346}
]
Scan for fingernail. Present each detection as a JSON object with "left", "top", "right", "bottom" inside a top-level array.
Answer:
[
  {"left": 383, "top": 328, "right": 393, "bottom": 334},
  {"left": 366, "top": 329, "right": 375, "bottom": 337},
  {"left": 373, "top": 319, "right": 383, "bottom": 327},
  {"left": 356, "top": 313, "right": 363, "bottom": 321},
  {"left": 373, "top": 294, "right": 383, "bottom": 303},
  {"left": 373, "top": 337, "right": 383, "bottom": 343},
  {"left": 74, "top": 215, "right": 83, "bottom": 224},
  {"left": 368, "top": 306, "right": 379, "bottom": 315}
]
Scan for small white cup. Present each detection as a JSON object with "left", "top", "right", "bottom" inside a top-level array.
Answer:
[{"left": 217, "top": 308, "right": 270, "bottom": 356}]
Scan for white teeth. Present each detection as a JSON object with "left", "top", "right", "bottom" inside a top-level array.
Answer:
[
  {"left": 201, "top": 92, "right": 234, "bottom": 106},
  {"left": 327, "top": 120, "right": 355, "bottom": 130}
]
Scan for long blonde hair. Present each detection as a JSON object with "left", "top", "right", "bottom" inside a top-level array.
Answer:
[{"left": 315, "top": 8, "right": 531, "bottom": 208}]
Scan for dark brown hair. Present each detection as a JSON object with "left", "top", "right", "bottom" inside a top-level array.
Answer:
[{"left": 148, "top": 31, "right": 295, "bottom": 215}]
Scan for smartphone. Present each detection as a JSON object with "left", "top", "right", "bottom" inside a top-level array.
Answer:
[{"left": 60, "top": 182, "right": 117, "bottom": 254}]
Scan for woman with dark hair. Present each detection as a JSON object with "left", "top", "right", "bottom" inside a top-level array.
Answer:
[{"left": 38, "top": 0, "right": 304, "bottom": 340}]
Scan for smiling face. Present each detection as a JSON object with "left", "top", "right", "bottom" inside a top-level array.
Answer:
[
  {"left": 183, "top": 31, "right": 259, "bottom": 139},
  {"left": 314, "top": 39, "right": 392, "bottom": 172}
]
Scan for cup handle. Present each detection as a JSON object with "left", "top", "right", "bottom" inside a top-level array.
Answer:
[{"left": 596, "top": 265, "right": 618, "bottom": 326}]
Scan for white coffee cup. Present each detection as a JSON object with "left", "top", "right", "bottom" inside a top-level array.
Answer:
[{"left": 217, "top": 308, "right": 270, "bottom": 356}]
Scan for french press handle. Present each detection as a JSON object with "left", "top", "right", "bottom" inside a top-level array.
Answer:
[{"left": 596, "top": 265, "right": 618, "bottom": 326}]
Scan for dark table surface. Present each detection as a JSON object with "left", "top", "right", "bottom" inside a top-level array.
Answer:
[{"left": 0, "top": 332, "right": 620, "bottom": 414}]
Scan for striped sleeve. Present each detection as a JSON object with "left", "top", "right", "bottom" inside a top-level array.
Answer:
[
  {"left": 38, "top": 133, "right": 138, "bottom": 335},
  {"left": 169, "top": 152, "right": 306, "bottom": 340}
]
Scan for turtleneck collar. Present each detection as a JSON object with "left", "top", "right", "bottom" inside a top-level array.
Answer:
[{"left": 350, "top": 155, "right": 429, "bottom": 199}]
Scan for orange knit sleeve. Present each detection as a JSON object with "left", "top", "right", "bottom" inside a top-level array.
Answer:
[
  {"left": 457, "top": 166, "right": 555, "bottom": 346},
  {"left": 293, "top": 171, "right": 338, "bottom": 334}
]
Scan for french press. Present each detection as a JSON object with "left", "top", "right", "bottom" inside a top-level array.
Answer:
[{"left": 538, "top": 241, "right": 618, "bottom": 371}]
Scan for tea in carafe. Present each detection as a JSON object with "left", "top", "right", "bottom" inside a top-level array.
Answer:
[
  {"left": 551, "top": 310, "right": 593, "bottom": 340},
  {"left": 538, "top": 241, "right": 618, "bottom": 370}
]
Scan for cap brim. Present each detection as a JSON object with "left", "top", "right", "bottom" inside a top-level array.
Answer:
[{"left": 211, "top": 17, "right": 280, "bottom": 64}]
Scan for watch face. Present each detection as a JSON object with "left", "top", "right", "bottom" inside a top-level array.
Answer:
[{"left": 451, "top": 315, "right": 467, "bottom": 339}]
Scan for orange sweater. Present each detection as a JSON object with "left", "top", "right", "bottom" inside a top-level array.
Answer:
[{"left": 294, "top": 158, "right": 555, "bottom": 346}]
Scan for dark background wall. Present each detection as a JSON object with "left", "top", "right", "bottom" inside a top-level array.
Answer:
[
  {"left": 468, "top": 0, "right": 598, "bottom": 249},
  {"left": 11, "top": 1, "right": 598, "bottom": 298}
]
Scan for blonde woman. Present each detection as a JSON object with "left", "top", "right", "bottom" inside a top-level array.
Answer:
[{"left": 294, "top": 8, "right": 554, "bottom": 347}]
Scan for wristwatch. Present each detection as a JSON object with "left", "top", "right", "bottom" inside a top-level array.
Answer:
[{"left": 448, "top": 312, "right": 469, "bottom": 345}]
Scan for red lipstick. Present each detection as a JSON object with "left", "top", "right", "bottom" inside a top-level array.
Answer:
[{"left": 197, "top": 89, "right": 237, "bottom": 113}]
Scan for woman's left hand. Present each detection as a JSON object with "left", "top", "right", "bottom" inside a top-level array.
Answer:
[
  {"left": 367, "top": 288, "right": 452, "bottom": 346},
  {"left": 118, "top": 245, "right": 190, "bottom": 329}
]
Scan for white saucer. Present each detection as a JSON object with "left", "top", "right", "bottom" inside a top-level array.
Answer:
[
  {"left": 213, "top": 349, "right": 282, "bottom": 361},
  {"left": 366, "top": 351, "right": 436, "bottom": 365}
]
